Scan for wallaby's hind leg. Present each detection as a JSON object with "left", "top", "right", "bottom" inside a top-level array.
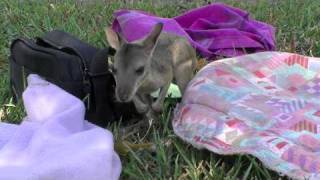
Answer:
[
  {"left": 174, "top": 59, "right": 195, "bottom": 95},
  {"left": 152, "top": 82, "right": 171, "bottom": 113}
]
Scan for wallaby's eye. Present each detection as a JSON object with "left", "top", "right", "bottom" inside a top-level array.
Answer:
[
  {"left": 135, "top": 66, "right": 145, "bottom": 75},
  {"left": 110, "top": 66, "right": 117, "bottom": 74}
]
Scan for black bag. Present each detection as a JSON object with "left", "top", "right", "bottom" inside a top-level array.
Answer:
[{"left": 9, "top": 30, "right": 139, "bottom": 127}]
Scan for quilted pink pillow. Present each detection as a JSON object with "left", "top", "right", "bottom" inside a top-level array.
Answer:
[{"left": 173, "top": 52, "right": 320, "bottom": 180}]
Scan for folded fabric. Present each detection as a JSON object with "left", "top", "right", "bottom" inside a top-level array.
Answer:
[
  {"left": 173, "top": 52, "right": 320, "bottom": 180},
  {"left": 111, "top": 3, "right": 276, "bottom": 60},
  {"left": 0, "top": 74, "right": 121, "bottom": 180}
]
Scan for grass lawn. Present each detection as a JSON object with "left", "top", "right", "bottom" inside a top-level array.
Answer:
[{"left": 1, "top": 0, "right": 320, "bottom": 179}]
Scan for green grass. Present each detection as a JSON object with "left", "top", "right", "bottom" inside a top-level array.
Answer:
[{"left": 1, "top": 0, "right": 320, "bottom": 179}]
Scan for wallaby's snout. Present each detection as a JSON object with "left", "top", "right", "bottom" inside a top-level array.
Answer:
[
  {"left": 116, "top": 87, "right": 130, "bottom": 102},
  {"left": 113, "top": 70, "right": 139, "bottom": 102}
]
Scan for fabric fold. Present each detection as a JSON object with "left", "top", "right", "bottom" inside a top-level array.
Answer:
[
  {"left": 0, "top": 74, "right": 121, "bottom": 180},
  {"left": 111, "top": 3, "right": 276, "bottom": 60}
]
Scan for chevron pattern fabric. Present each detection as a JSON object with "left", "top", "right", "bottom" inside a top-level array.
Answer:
[{"left": 173, "top": 52, "right": 320, "bottom": 180}]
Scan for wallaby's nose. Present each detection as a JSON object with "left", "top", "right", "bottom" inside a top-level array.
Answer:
[
  {"left": 119, "top": 94, "right": 129, "bottom": 102},
  {"left": 117, "top": 89, "right": 130, "bottom": 102}
]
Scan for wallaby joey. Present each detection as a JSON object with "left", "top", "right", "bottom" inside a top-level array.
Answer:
[{"left": 105, "top": 22, "right": 196, "bottom": 118}]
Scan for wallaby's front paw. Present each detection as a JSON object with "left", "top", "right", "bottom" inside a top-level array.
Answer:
[
  {"left": 136, "top": 104, "right": 149, "bottom": 114},
  {"left": 146, "top": 109, "right": 159, "bottom": 121},
  {"left": 151, "top": 103, "right": 163, "bottom": 113}
]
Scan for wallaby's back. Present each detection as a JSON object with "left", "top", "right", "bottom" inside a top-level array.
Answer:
[
  {"left": 151, "top": 32, "right": 197, "bottom": 93},
  {"left": 152, "top": 33, "right": 196, "bottom": 67}
]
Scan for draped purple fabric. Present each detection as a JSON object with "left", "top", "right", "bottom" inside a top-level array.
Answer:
[{"left": 111, "top": 3, "right": 276, "bottom": 60}]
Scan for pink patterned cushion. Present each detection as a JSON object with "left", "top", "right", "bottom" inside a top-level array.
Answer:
[{"left": 173, "top": 52, "right": 320, "bottom": 180}]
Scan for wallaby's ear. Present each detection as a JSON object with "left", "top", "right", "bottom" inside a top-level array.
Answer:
[
  {"left": 105, "top": 27, "right": 126, "bottom": 50},
  {"left": 142, "top": 22, "right": 163, "bottom": 54}
]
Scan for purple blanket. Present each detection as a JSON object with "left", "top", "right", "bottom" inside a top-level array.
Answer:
[
  {"left": 0, "top": 75, "right": 121, "bottom": 180},
  {"left": 111, "top": 3, "right": 276, "bottom": 60}
]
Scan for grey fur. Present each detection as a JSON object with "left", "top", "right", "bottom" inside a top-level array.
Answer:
[{"left": 105, "top": 23, "right": 196, "bottom": 117}]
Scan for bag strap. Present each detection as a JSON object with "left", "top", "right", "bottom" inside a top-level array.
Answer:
[
  {"left": 38, "top": 30, "right": 97, "bottom": 66},
  {"left": 37, "top": 35, "right": 95, "bottom": 99},
  {"left": 35, "top": 37, "right": 89, "bottom": 73},
  {"left": 37, "top": 30, "right": 117, "bottom": 78},
  {"left": 36, "top": 31, "right": 115, "bottom": 111}
]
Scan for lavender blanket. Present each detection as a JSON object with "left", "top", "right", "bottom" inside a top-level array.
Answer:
[
  {"left": 111, "top": 3, "right": 276, "bottom": 60},
  {"left": 0, "top": 75, "right": 121, "bottom": 180}
]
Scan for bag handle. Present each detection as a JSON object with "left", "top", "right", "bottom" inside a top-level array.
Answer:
[
  {"left": 35, "top": 37, "right": 92, "bottom": 94},
  {"left": 35, "top": 37, "right": 88, "bottom": 70}
]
